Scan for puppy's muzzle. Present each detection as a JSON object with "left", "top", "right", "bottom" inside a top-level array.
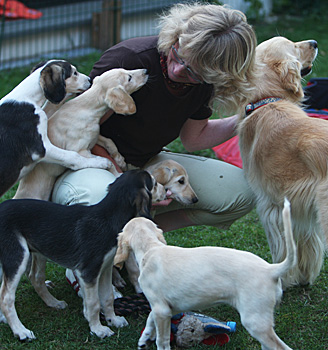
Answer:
[{"left": 192, "top": 196, "right": 199, "bottom": 204}]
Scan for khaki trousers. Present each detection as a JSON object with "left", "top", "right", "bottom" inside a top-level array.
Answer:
[{"left": 52, "top": 151, "right": 255, "bottom": 229}]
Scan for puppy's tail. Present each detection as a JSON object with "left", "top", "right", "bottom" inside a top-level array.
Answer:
[{"left": 273, "top": 198, "right": 297, "bottom": 279}]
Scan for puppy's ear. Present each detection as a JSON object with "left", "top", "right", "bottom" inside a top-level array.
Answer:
[
  {"left": 156, "top": 228, "right": 167, "bottom": 245},
  {"left": 114, "top": 233, "right": 130, "bottom": 269},
  {"left": 40, "top": 64, "right": 66, "bottom": 104},
  {"left": 132, "top": 188, "right": 152, "bottom": 219},
  {"left": 150, "top": 166, "right": 173, "bottom": 185},
  {"left": 271, "top": 58, "right": 303, "bottom": 98},
  {"left": 105, "top": 87, "right": 136, "bottom": 115},
  {"left": 31, "top": 60, "right": 47, "bottom": 73}
]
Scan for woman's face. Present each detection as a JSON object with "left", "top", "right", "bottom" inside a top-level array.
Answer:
[{"left": 166, "top": 42, "right": 203, "bottom": 84}]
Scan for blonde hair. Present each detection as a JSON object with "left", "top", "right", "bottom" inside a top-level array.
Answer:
[{"left": 157, "top": 2, "right": 257, "bottom": 114}]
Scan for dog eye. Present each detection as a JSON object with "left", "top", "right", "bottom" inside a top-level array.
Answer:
[
  {"left": 74, "top": 71, "right": 78, "bottom": 76},
  {"left": 178, "top": 179, "right": 185, "bottom": 185},
  {"left": 128, "top": 74, "right": 132, "bottom": 82}
]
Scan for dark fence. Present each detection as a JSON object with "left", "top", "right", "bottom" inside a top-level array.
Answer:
[{"left": 0, "top": 0, "right": 188, "bottom": 69}]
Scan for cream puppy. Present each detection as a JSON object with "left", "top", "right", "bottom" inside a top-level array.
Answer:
[{"left": 115, "top": 199, "right": 296, "bottom": 350}]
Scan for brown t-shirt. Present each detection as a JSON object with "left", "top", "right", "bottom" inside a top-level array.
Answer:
[{"left": 90, "top": 36, "right": 213, "bottom": 167}]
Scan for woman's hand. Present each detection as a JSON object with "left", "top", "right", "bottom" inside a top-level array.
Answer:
[
  {"left": 180, "top": 115, "right": 238, "bottom": 152},
  {"left": 92, "top": 144, "right": 123, "bottom": 173},
  {"left": 152, "top": 198, "right": 173, "bottom": 208}
]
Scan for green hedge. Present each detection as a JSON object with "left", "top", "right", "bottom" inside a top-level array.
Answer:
[{"left": 272, "top": 0, "right": 327, "bottom": 17}]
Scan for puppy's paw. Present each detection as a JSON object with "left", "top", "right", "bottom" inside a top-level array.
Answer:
[
  {"left": 108, "top": 315, "right": 128, "bottom": 328},
  {"left": 0, "top": 311, "right": 7, "bottom": 324},
  {"left": 138, "top": 336, "right": 155, "bottom": 349},
  {"left": 113, "top": 153, "right": 127, "bottom": 171},
  {"left": 90, "top": 325, "right": 114, "bottom": 338},
  {"left": 70, "top": 156, "right": 111, "bottom": 171},
  {"left": 45, "top": 280, "right": 55, "bottom": 289},
  {"left": 15, "top": 328, "right": 36, "bottom": 341},
  {"left": 54, "top": 300, "right": 68, "bottom": 309},
  {"left": 95, "top": 157, "right": 112, "bottom": 170},
  {"left": 138, "top": 326, "right": 156, "bottom": 349},
  {"left": 135, "top": 286, "right": 143, "bottom": 294},
  {"left": 113, "top": 285, "right": 123, "bottom": 299},
  {"left": 112, "top": 268, "right": 127, "bottom": 289}
]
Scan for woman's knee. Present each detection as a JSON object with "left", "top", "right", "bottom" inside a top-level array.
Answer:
[
  {"left": 184, "top": 173, "right": 255, "bottom": 228},
  {"left": 52, "top": 168, "right": 117, "bottom": 206}
]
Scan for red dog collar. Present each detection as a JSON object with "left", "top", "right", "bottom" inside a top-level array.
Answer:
[{"left": 245, "top": 97, "right": 281, "bottom": 116}]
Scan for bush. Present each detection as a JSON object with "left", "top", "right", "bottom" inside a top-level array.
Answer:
[{"left": 272, "top": 0, "right": 328, "bottom": 18}]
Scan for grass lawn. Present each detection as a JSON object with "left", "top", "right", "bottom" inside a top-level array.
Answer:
[{"left": 0, "top": 15, "right": 327, "bottom": 350}]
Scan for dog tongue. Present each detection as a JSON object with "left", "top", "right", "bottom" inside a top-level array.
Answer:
[{"left": 166, "top": 189, "right": 173, "bottom": 198}]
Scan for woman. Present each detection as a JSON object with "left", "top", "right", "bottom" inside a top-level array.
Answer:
[{"left": 52, "top": 3, "right": 257, "bottom": 232}]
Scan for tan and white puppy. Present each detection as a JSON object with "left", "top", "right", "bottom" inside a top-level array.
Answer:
[
  {"left": 14, "top": 68, "right": 148, "bottom": 201},
  {"left": 115, "top": 199, "right": 296, "bottom": 350},
  {"left": 146, "top": 159, "right": 198, "bottom": 205},
  {"left": 114, "top": 159, "right": 198, "bottom": 293},
  {"left": 238, "top": 36, "right": 319, "bottom": 288}
]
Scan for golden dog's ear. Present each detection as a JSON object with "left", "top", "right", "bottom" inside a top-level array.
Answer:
[
  {"left": 271, "top": 58, "right": 303, "bottom": 99},
  {"left": 105, "top": 87, "right": 137, "bottom": 115},
  {"left": 114, "top": 233, "right": 130, "bottom": 269},
  {"left": 40, "top": 64, "right": 66, "bottom": 104}
]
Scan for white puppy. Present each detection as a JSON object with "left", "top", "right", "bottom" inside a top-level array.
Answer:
[{"left": 115, "top": 199, "right": 296, "bottom": 350}]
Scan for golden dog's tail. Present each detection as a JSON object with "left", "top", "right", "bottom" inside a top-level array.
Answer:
[{"left": 273, "top": 198, "right": 297, "bottom": 279}]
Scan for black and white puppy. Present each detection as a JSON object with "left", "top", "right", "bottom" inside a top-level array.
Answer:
[
  {"left": 0, "top": 170, "right": 166, "bottom": 340},
  {"left": 0, "top": 60, "right": 110, "bottom": 197}
]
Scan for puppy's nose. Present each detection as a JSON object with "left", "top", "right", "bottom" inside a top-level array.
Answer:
[
  {"left": 192, "top": 196, "right": 198, "bottom": 204},
  {"left": 309, "top": 40, "right": 318, "bottom": 49}
]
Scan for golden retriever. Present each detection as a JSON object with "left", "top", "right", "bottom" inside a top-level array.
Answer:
[
  {"left": 114, "top": 199, "right": 296, "bottom": 350},
  {"left": 238, "top": 36, "right": 320, "bottom": 288},
  {"left": 14, "top": 68, "right": 148, "bottom": 201}
]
